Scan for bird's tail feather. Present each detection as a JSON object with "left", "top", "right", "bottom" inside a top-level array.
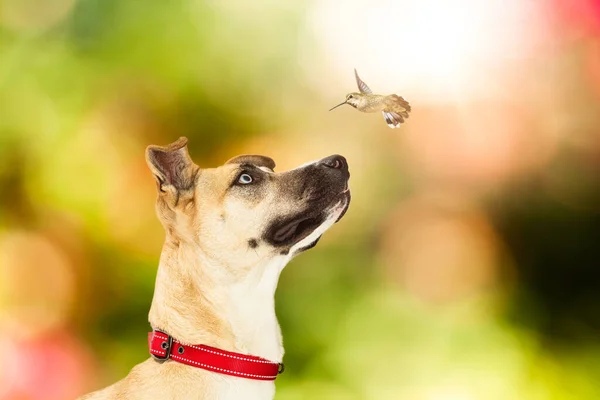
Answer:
[{"left": 382, "top": 111, "right": 404, "bottom": 129}]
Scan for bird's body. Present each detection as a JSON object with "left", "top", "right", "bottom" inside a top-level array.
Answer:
[
  {"left": 329, "top": 70, "right": 411, "bottom": 128},
  {"left": 349, "top": 93, "right": 387, "bottom": 112}
]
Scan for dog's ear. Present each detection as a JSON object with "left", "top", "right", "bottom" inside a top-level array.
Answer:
[
  {"left": 145, "top": 137, "right": 197, "bottom": 198},
  {"left": 225, "top": 155, "right": 276, "bottom": 171}
]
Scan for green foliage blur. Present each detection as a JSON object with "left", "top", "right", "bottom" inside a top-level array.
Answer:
[{"left": 1, "top": 0, "right": 600, "bottom": 399}]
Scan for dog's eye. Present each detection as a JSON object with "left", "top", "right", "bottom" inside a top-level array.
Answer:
[{"left": 237, "top": 173, "right": 253, "bottom": 184}]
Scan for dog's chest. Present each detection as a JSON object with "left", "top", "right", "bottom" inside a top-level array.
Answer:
[
  {"left": 214, "top": 378, "right": 276, "bottom": 400},
  {"left": 132, "top": 360, "right": 278, "bottom": 400}
]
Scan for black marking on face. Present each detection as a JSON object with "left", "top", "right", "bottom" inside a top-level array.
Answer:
[
  {"left": 280, "top": 249, "right": 289, "bottom": 256},
  {"left": 248, "top": 238, "right": 258, "bottom": 249}
]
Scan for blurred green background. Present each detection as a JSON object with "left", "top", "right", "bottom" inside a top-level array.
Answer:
[{"left": 1, "top": 0, "right": 600, "bottom": 399}]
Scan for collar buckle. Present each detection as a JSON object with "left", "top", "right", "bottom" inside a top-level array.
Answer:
[{"left": 151, "top": 330, "right": 173, "bottom": 362}]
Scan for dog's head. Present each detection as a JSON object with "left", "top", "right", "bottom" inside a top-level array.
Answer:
[{"left": 145, "top": 137, "right": 350, "bottom": 268}]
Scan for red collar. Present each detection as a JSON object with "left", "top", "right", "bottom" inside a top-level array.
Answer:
[{"left": 148, "top": 330, "right": 284, "bottom": 381}]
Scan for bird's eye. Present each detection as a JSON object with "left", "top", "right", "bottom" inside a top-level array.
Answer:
[
  {"left": 348, "top": 94, "right": 353, "bottom": 99},
  {"left": 237, "top": 173, "right": 253, "bottom": 184}
]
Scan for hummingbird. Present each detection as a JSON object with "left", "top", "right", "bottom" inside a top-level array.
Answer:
[{"left": 329, "top": 69, "right": 411, "bottom": 128}]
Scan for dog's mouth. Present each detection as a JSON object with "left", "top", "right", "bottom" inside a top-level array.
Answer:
[
  {"left": 335, "top": 189, "right": 351, "bottom": 223},
  {"left": 266, "top": 189, "right": 351, "bottom": 248},
  {"left": 271, "top": 215, "right": 325, "bottom": 245}
]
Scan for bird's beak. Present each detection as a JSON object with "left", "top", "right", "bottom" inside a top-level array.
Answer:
[{"left": 329, "top": 100, "right": 347, "bottom": 111}]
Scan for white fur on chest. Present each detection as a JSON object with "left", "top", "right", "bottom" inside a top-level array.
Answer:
[
  {"left": 225, "top": 255, "right": 288, "bottom": 362},
  {"left": 213, "top": 377, "right": 276, "bottom": 400}
]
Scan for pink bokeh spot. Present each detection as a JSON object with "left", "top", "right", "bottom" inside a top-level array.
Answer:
[
  {"left": 555, "top": 0, "right": 600, "bottom": 38},
  {"left": 398, "top": 103, "right": 543, "bottom": 187},
  {"left": 0, "top": 331, "right": 94, "bottom": 400}
]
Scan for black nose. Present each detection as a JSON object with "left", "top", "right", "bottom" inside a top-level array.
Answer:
[{"left": 320, "top": 155, "right": 348, "bottom": 173}]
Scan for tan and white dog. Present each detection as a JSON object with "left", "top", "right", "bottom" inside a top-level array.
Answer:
[{"left": 78, "top": 137, "right": 351, "bottom": 400}]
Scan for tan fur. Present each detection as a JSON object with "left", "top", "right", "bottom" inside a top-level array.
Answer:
[{"left": 78, "top": 137, "right": 350, "bottom": 400}]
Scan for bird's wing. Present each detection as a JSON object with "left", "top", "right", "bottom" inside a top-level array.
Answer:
[
  {"left": 382, "top": 111, "right": 404, "bottom": 129},
  {"left": 354, "top": 69, "right": 373, "bottom": 94}
]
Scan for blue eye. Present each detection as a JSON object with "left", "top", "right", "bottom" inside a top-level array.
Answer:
[{"left": 238, "top": 173, "right": 253, "bottom": 184}]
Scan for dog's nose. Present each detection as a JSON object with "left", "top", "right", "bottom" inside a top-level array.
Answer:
[{"left": 320, "top": 155, "right": 347, "bottom": 170}]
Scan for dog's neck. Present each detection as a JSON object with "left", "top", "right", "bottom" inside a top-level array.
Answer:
[{"left": 148, "top": 236, "right": 288, "bottom": 363}]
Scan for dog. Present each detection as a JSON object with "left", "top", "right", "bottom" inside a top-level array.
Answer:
[{"left": 78, "top": 137, "right": 351, "bottom": 400}]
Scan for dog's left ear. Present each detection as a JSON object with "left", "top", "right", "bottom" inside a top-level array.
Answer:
[{"left": 145, "top": 137, "right": 197, "bottom": 197}]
